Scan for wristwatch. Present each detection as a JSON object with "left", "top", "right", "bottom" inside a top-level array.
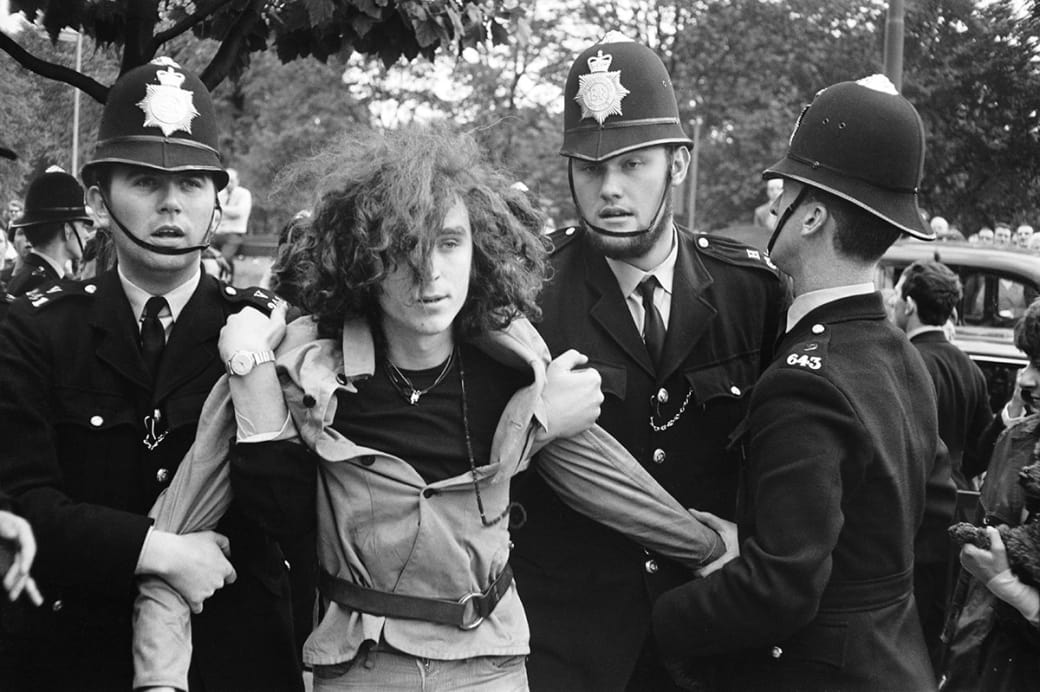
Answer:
[{"left": 225, "top": 350, "right": 276, "bottom": 376}]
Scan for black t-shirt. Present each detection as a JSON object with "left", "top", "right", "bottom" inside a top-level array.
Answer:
[{"left": 333, "top": 342, "right": 533, "bottom": 484}]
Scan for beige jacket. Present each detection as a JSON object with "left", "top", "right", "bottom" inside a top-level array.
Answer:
[{"left": 133, "top": 316, "right": 723, "bottom": 689}]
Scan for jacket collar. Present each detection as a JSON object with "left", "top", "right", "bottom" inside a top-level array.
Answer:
[
  {"left": 278, "top": 315, "right": 551, "bottom": 438},
  {"left": 26, "top": 251, "right": 63, "bottom": 279},
  {"left": 89, "top": 269, "right": 225, "bottom": 399},
  {"left": 584, "top": 229, "right": 716, "bottom": 381},
  {"left": 783, "top": 292, "right": 887, "bottom": 345},
  {"left": 907, "top": 326, "right": 947, "bottom": 343}
]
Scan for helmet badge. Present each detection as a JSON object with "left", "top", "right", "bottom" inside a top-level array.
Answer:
[
  {"left": 574, "top": 51, "right": 630, "bottom": 125},
  {"left": 136, "top": 62, "right": 199, "bottom": 137}
]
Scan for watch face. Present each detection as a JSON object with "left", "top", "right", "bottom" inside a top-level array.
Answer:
[{"left": 229, "top": 351, "right": 253, "bottom": 376}]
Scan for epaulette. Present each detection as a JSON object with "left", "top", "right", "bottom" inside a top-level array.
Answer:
[
  {"left": 219, "top": 283, "right": 281, "bottom": 315},
  {"left": 780, "top": 324, "right": 831, "bottom": 374},
  {"left": 24, "top": 280, "right": 97, "bottom": 310},
  {"left": 545, "top": 225, "right": 582, "bottom": 255},
  {"left": 691, "top": 232, "right": 780, "bottom": 276}
]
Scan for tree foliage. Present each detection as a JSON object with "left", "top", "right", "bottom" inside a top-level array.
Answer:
[
  {"left": 5, "top": 0, "right": 1040, "bottom": 240},
  {"left": 2, "top": 0, "right": 527, "bottom": 102},
  {"left": 905, "top": 0, "right": 1040, "bottom": 232}
]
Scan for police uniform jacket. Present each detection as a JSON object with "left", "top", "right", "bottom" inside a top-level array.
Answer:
[
  {"left": 6, "top": 252, "right": 60, "bottom": 297},
  {"left": 0, "top": 269, "right": 301, "bottom": 691},
  {"left": 510, "top": 226, "right": 786, "bottom": 690},
  {"left": 652, "top": 292, "right": 941, "bottom": 691}
]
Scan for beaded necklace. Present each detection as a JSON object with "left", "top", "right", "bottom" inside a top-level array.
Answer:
[{"left": 457, "top": 347, "right": 513, "bottom": 527}]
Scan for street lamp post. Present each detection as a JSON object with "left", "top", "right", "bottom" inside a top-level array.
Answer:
[
  {"left": 71, "top": 32, "right": 82, "bottom": 173},
  {"left": 884, "top": 0, "right": 905, "bottom": 92}
]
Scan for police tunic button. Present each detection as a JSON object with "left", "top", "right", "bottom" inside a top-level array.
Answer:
[
  {"left": 84, "top": 284, "right": 97, "bottom": 294},
  {"left": 730, "top": 385, "right": 741, "bottom": 396},
  {"left": 697, "top": 237, "right": 709, "bottom": 248},
  {"left": 644, "top": 559, "right": 659, "bottom": 574},
  {"left": 656, "top": 388, "right": 669, "bottom": 404},
  {"left": 89, "top": 415, "right": 104, "bottom": 427},
  {"left": 156, "top": 468, "right": 169, "bottom": 483},
  {"left": 225, "top": 286, "right": 237, "bottom": 295},
  {"left": 652, "top": 448, "right": 666, "bottom": 464},
  {"left": 811, "top": 323, "right": 825, "bottom": 335},
  {"left": 565, "top": 227, "right": 575, "bottom": 236},
  {"left": 52, "top": 599, "right": 64, "bottom": 613},
  {"left": 771, "top": 646, "right": 783, "bottom": 659}
]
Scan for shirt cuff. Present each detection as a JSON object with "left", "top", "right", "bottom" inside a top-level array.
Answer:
[
  {"left": 135, "top": 526, "right": 155, "bottom": 574},
  {"left": 236, "top": 411, "right": 292, "bottom": 443}
]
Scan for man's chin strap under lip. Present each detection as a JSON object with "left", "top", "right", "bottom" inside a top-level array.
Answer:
[
  {"left": 766, "top": 185, "right": 809, "bottom": 253},
  {"left": 98, "top": 188, "right": 220, "bottom": 256},
  {"left": 567, "top": 159, "right": 672, "bottom": 238}
]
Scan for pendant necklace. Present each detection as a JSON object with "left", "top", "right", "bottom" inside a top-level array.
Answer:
[{"left": 385, "top": 348, "right": 456, "bottom": 405}]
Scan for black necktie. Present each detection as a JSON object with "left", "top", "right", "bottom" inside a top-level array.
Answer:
[
  {"left": 638, "top": 276, "right": 666, "bottom": 369},
  {"left": 140, "top": 296, "right": 168, "bottom": 381}
]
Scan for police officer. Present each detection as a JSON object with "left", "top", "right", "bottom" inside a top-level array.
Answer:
[
  {"left": 6, "top": 170, "right": 94, "bottom": 296},
  {"left": 509, "top": 33, "right": 786, "bottom": 690},
  {"left": 652, "top": 75, "right": 951, "bottom": 690},
  {"left": 0, "top": 58, "right": 300, "bottom": 691}
]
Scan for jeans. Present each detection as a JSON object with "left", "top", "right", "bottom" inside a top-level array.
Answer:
[{"left": 313, "top": 648, "right": 528, "bottom": 691}]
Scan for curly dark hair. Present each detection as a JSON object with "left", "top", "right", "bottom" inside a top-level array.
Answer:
[
  {"left": 268, "top": 215, "right": 316, "bottom": 307},
  {"left": 276, "top": 125, "right": 549, "bottom": 339}
]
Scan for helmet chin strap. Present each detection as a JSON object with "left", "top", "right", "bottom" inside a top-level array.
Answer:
[
  {"left": 766, "top": 186, "right": 808, "bottom": 253},
  {"left": 98, "top": 189, "right": 221, "bottom": 256},
  {"left": 568, "top": 159, "right": 672, "bottom": 238},
  {"left": 66, "top": 222, "right": 86, "bottom": 257}
]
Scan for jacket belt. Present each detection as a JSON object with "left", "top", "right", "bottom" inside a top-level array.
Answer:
[
  {"left": 819, "top": 567, "right": 914, "bottom": 612},
  {"left": 317, "top": 564, "right": 513, "bottom": 630}
]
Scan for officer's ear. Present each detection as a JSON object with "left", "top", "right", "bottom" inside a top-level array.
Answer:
[
  {"left": 86, "top": 186, "right": 110, "bottom": 225},
  {"left": 799, "top": 198, "right": 830, "bottom": 239},
  {"left": 668, "top": 146, "right": 691, "bottom": 186}
]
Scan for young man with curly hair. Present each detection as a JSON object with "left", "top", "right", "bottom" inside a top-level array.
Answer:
[{"left": 132, "top": 126, "right": 728, "bottom": 690}]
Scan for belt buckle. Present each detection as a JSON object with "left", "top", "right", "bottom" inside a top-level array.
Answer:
[{"left": 456, "top": 592, "right": 485, "bottom": 630}]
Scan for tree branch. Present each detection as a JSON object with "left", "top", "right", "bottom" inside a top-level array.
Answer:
[
  {"left": 121, "top": 0, "right": 160, "bottom": 72},
  {"left": 153, "top": 0, "right": 231, "bottom": 48},
  {"left": 199, "top": 0, "right": 265, "bottom": 90},
  {"left": 0, "top": 31, "right": 109, "bottom": 103}
]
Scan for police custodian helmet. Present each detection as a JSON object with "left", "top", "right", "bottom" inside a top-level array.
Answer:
[
  {"left": 561, "top": 32, "right": 692, "bottom": 162},
  {"left": 764, "top": 75, "right": 933, "bottom": 240},
  {"left": 10, "top": 171, "right": 90, "bottom": 230},
  {"left": 81, "top": 57, "right": 228, "bottom": 190},
  {"left": 81, "top": 57, "right": 226, "bottom": 257}
]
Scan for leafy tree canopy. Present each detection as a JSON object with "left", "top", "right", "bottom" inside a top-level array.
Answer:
[{"left": 2, "top": 0, "right": 527, "bottom": 102}]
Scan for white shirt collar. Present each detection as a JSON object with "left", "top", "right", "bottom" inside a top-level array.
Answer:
[
  {"left": 786, "top": 282, "right": 876, "bottom": 333},
  {"left": 604, "top": 227, "right": 678, "bottom": 299},
  {"left": 118, "top": 265, "right": 202, "bottom": 324}
]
